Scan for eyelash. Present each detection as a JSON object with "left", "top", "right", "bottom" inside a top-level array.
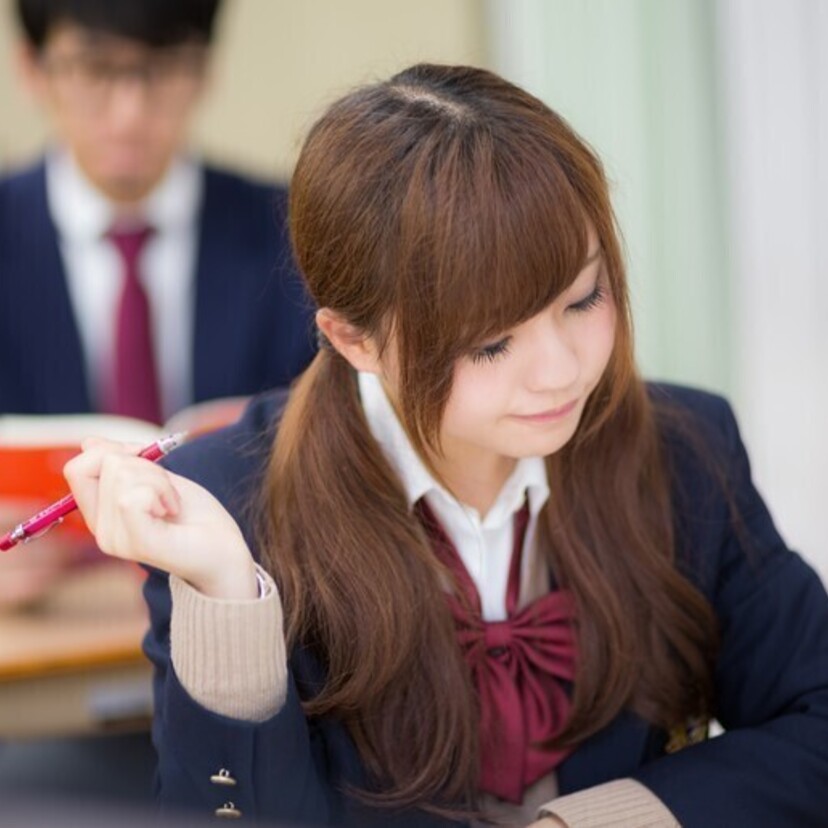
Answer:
[
  {"left": 470, "top": 284, "right": 606, "bottom": 364},
  {"left": 567, "top": 283, "right": 606, "bottom": 313},
  {"left": 471, "top": 337, "right": 512, "bottom": 364}
]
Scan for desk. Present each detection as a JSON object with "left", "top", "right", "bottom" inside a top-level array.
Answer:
[{"left": 0, "top": 562, "right": 152, "bottom": 738}]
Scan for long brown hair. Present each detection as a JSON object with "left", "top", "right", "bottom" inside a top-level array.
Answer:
[{"left": 260, "top": 64, "right": 718, "bottom": 813}]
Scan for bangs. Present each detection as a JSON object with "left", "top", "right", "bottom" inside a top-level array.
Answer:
[{"left": 394, "top": 122, "right": 594, "bottom": 362}]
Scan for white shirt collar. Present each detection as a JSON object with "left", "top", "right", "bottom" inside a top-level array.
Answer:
[
  {"left": 357, "top": 371, "right": 550, "bottom": 527},
  {"left": 45, "top": 148, "right": 203, "bottom": 241}
]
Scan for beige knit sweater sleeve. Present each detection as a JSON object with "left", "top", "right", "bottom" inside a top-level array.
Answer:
[
  {"left": 169, "top": 565, "right": 288, "bottom": 721},
  {"left": 538, "top": 778, "right": 680, "bottom": 827}
]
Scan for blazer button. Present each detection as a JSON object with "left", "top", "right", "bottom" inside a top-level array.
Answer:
[
  {"left": 210, "top": 769, "right": 237, "bottom": 786},
  {"left": 215, "top": 801, "right": 242, "bottom": 819}
]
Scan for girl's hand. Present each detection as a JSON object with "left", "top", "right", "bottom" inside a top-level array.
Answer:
[{"left": 64, "top": 438, "right": 258, "bottom": 600}]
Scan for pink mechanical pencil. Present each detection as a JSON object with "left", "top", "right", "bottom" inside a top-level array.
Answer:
[{"left": 0, "top": 432, "right": 185, "bottom": 552}]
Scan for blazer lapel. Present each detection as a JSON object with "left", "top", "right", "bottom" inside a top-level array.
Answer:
[
  {"left": 191, "top": 168, "right": 251, "bottom": 403},
  {"left": 6, "top": 162, "right": 91, "bottom": 413}
]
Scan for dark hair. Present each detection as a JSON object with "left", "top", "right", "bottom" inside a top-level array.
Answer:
[
  {"left": 261, "top": 63, "right": 718, "bottom": 814},
  {"left": 15, "top": 0, "right": 222, "bottom": 50}
]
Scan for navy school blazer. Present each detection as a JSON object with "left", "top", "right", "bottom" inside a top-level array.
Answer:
[
  {"left": 0, "top": 159, "right": 316, "bottom": 414},
  {"left": 144, "top": 383, "right": 828, "bottom": 826}
]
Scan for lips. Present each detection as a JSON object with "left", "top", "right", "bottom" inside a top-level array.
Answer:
[{"left": 511, "top": 398, "right": 579, "bottom": 423}]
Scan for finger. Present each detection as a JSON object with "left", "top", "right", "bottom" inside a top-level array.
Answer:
[
  {"left": 117, "top": 488, "right": 183, "bottom": 570},
  {"left": 63, "top": 443, "right": 112, "bottom": 529},
  {"left": 95, "top": 456, "right": 181, "bottom": 558},
  {"left": 64, "top": 440, "right": 154, "bottom": 534},
  {"left": 101, "top": 482, "right": 171, "bottom": 563},
  {"left": 159, "top": 486, "right": 182, "bottom": 518}
]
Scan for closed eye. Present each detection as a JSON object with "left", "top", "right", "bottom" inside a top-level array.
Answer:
[
  {"left": 567, "top": 283, "right": 606, "bottom": 313},
  {"left": 471, "top": 336, "right": 512, "bottom": 364}
]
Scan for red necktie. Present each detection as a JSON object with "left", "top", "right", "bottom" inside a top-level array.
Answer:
[
  {"left": 105, "top": 225, "right": 163, "bottom": 424},
  {"left": 415, "top": 498, "right": 577, "bottom": 804}
]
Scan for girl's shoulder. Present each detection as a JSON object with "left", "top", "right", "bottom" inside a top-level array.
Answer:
[
  {"left": 645, "top": 381, "right": 744, "bottom": 474},
  {"left": 644, "top": 381, "right": 784, "bottom": 595},
  {"left": 646, "top": 381, "right": 737, "bottom": 435}
]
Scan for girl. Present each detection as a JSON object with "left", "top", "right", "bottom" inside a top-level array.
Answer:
[{"left": 65, "top": 64, "right": 828, "bottom": 827}]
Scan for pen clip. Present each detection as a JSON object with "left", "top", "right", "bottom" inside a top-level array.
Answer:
[{"left": 21, "top": 517, "right": 64, "bottom": 543}]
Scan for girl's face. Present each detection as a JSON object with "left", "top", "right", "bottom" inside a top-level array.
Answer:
[{"left": 438, "top": 234, "right": 616, "bottom": 471}]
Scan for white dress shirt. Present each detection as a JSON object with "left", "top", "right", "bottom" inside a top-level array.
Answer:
[
  {"left": 358, "top": 371, "right": 551, "bottom": 621},
  {"left": 45, "top": 149, "right": 203, "bottom": 420}
]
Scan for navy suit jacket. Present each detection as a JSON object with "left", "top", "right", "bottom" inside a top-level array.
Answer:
[
  {"left": 145, "top": 384, "right": 828, "bottom": 827},
  {"left": 0, "top": 159, "right": 316, "bottom": 415}
]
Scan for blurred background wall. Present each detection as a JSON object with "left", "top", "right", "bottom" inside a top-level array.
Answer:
[
  {"left": 0, "top": 0, "right": 487, "bottom": 175},
  {"left": 1, "top": 0, "right": 825, "bottom": 582}
]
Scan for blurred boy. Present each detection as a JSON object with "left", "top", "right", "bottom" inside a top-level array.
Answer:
[
  {"left": 1, "top": 0, "right": 314, "bottom": 421},
  {"left": 0, "top": 0, "right": 315, "bottom": 606}
]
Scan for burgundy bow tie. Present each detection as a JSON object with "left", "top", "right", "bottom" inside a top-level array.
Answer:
[{"left": 415, "top": 498, "right": 577, "bottom": 804}]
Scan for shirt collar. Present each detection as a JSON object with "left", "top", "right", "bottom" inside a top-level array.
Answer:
[
  {"left": 357, "top": 371, "right": 550, "bottom": 526},
  {"left": 45, "top": 148, "right": 202, "bottom": 241}
]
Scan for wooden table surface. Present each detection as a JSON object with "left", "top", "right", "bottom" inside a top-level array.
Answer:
[{"left": 0, "top": 562, "right": 153, "bottom": 738}]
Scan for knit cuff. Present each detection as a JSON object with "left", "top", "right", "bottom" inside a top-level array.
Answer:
[
  {"left": 169, "top": 564, "right": 288, "bottom": 722},
  {"left": 539, "top": 778, "right": 680, "bottom": 827}
]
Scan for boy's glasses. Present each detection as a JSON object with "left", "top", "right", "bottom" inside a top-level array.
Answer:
[{"left": 39, "top": 48, "right": 206, "bottom": 112}]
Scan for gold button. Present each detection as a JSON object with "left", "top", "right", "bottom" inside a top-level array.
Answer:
[
  {"left": 215, "top": 801, "right": 242, "bottom": 819},
  {"left": 210, "top": 769, "right": 237, "bottom": 786}
]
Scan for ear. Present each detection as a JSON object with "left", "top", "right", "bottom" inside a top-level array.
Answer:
[
  {"left": 14, "top": 42, "right": 49, "bottom": 103},
  {"left": 315, "top": 308, "right": 383, "bottom": 374}
]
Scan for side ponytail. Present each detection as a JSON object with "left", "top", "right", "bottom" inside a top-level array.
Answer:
[{"left": 259, "top": 349, "right": 479, "bottom": 812}]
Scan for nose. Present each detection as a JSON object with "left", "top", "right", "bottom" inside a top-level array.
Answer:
[
  {"left": 106, "top": 78, "right": 152, "bottom": 129},
  {"left": 524, "top": 321, "right": 580, "bottom": 393}
]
